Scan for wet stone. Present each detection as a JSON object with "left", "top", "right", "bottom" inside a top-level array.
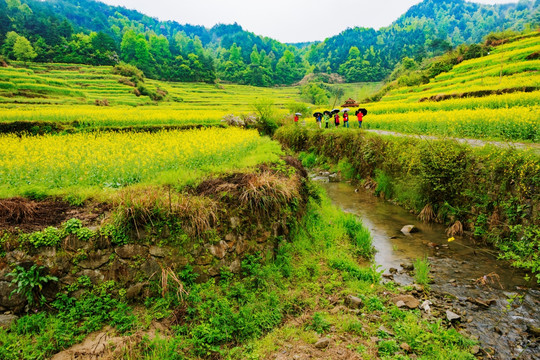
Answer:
[
  {"left": 396, "top": 300, "right": 407, "bottom": 308},
  {"left": 446, "top": 310, "right": 461, "bottom": 322},
  {"left": 345, "top": 295, "right": 363, "bottom": 309},
  {"left": 0, "top": 314, "right": 18, "bottom": 329},
  {"left": 400, "top": 262, "right": 414, "bottom": 271},
  {"left": 149, "top": 246, "right": 167, "bottom": 258},
  {"left": 392, "top": 295, "right": 419, "bottom": 309},
  {"left": 401, "top": 225, "right": 418, "bottom": 234},
  {"left": 314, "top": 338, "right": 330, "bottom": 349},
  {"left": 115, "top": 244, "right": 147, "bottom": 259}
]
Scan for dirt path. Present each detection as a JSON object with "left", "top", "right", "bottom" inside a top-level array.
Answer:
[{"left": 365, "top": 129, "right": 540, "bottom": 154}]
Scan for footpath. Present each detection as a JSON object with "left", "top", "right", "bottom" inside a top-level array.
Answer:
[{"left": 364, "top": 129, "right": 540, "bottom": 154}]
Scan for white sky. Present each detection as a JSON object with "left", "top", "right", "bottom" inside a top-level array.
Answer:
[{"left": 99, "top": 0, "right": 521, "bottom": 43}]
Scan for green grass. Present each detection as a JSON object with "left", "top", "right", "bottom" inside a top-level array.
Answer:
[{"left": 414, "top": 257, "right": 431, "bottom": 288}]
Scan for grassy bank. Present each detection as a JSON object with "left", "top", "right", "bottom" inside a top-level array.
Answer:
[
  {"left": 0, "top": 188, "right": 476, "bottom": 359},
  {"left": 275, "top": 126, "right": 540, "bottom": 282}
]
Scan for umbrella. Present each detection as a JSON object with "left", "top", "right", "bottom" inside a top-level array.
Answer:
[
  {"left": 342, "top": 108, "right": 350, "bottom": 112},
  {"left": 313, "top": 112, "right": 323, "bottom": 117},
  {"left": 295, "top": 112, "right": 302, "bottom": 116},
  {"left": 331, "top": 109, "right": 340, "bottom": 114},
  {"left": 323, "top": 110, "right": 331, "bottom": 115},
  {"left": 355, "top": 108, "right": 368, "bottom": 116}
]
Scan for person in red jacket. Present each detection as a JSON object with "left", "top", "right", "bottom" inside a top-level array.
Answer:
[
  {"left": 357, "top": 111, "right": 363, "bottom": 128},
  {"left": 294, "top": 113, "right": 299, "bottom": 125},
  {"left": 343, "top": 110, "right": 349, "bottom": 128},
  {"left": 334, "top": 112, "right": 340, "bottom": 127}
]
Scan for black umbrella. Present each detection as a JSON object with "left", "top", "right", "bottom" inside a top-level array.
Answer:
[
  {"left": 355, "top": 108, "right": 368, "bottom": 116},
  {"left": 331, "top": 108, "right": 340, "bottom": 114},
  {"left": 313, "top": 112, "right": 323, "bottom": 117},
  {"left": 323, "top": 110, "right": 331, "bottom": 115}
]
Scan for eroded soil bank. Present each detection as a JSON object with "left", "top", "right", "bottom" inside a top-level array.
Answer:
[{"left": 318, "top": 178, "right": 539, "bottom": 360}]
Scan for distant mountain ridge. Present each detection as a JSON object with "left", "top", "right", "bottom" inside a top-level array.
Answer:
[{"left": 1, "top": 0, "right": 538, "bottom": 85}]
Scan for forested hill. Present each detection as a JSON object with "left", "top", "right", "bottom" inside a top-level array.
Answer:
[
  {"left": 1, "top": 0, "right": 538, "bottom": 86},
  {"left": 306, "top": 0, "right": 540, "bottom": 82}
]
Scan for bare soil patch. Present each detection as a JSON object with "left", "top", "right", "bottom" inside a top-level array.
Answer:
[
  {"left": 51, "top": 322, "right": 169, "bottom": 360},
  {"left": 0, "top": 197, "right": 109, "bottom": 232}
]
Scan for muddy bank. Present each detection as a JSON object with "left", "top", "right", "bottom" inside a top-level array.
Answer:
[{"left": 318, "top": 179, "right": 539, "bottom": 360}]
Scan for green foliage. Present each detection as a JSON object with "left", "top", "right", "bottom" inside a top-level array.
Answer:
[
  {"left": 498, "top": 225, "right": 540, "bottom": 283},
  {"left": 366, "top": 296, "right": 385, "bottom": 312},
  {"left": 99, "top": 223, "right": 129, "bottom": 245},
  {"left": 22, "top": 226, "right": 62, "bottom": 248},
  {"left": 337, "top": 157, "right": 355, "bottom": 180},
  {"left": 251, "top": 98, "right": 278, "bottom": 136},
  {"left": 342, "top": 214, "right": 374, "bottom": 258},
  {"left": 413, "top": 257, "right": 431, "bottom": 288},
  {"left": 419, "top": 142, "right": 470, "bottom": 205},
  {"left": 7, "top": 264, "right": 58, "bottom": 307},
  {"left": 300, "top": 82, "right": 330, "bottom": 105},
  {"left": 0, "top": 291, "right": 136, "bottom": 360},
  {"left": 63, "top": 218, "right": 83, "bottom": 234},
  {"left": 12, "top": 35, "right": 36, "bottom": 62},
  {"left": 286, "top": 102, "right": 310, "bottom": 117},
  {"left": 112, "top": 62, "right": 144, "bottom": 82},
  {"left": 299, "top": 151, "right": 317, "bottom": 168},
  {"left": 374, "top": 169, "right": 394, "bottom": 199},
  {"left": 306, "top": 312, "right": 331, "bottom": 334},
  {"left": 378, "top": 339, "right": 400, "bottom": 356}
]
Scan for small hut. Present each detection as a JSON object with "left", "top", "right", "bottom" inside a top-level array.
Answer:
[{"left": 341, "top": 98, "right": 360, "bottom": 107}]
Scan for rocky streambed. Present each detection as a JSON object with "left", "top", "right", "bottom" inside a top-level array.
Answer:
[{"left": 315, "top": 176, "right": 539, "bottom": 360}]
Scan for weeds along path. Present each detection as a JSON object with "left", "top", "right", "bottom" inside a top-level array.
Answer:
[{"left": 364, "top": 129, "right": 540, "bottom": 154}]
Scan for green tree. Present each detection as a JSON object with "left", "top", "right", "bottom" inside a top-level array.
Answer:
[
  {"left": 13, "top": 35, "right": 37, "bottom": 62},
  {"left": 120, "top": 30, "right": 155, "bottom": 76},
  {"left": 276, "top": 50, "right": 303, "bottom": 85}
]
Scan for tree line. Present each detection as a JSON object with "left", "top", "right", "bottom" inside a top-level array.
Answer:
[{"left": 1, "top": 0, "right": 538, "bottom": 86}]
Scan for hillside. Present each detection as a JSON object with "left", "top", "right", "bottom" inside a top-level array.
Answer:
[
  {"left": 357, "top": 32, "right": 540, "bottom": 142},
  {"left": 1, "top": 0, "right": 538, "bottom": 86},
  {"left": 306, "top": 0, "right": 539, "bottom": 82}
]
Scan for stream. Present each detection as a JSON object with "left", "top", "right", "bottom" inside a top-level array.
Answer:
[{"left": 316, "top": 178, "right": 540, "bottom": 360}]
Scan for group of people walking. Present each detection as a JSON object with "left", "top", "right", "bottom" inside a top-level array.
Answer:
[{"left": 296, "top": 108, "right": 367, "bottom": 129}]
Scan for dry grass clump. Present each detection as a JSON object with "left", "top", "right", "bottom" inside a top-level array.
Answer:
[
  {"left": 419, "top": 203, "right": 436, "bottom": 223},
  {"left": 446, "top": 220, "right": 464, "bottom": 237},
  {"left": 113, "top": 186, "right": 217, "bottom": 238},
  {"left": 161, "top": 266, "right": 188, "bottom": 301},
  {"left": 0, "top": 198, "right": 38, "bottom": 224},
  {"left": 239, "top": 171, "right": 299, "bottom": 217},
  {"left": 488, "top": 208, "right": 502, "bottom": 230}
]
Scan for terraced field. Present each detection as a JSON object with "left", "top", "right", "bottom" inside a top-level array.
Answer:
[
  {"left": 359, "top": 33, "right": 540, "bottom": 142},
  {"left": 0, "top": 63, "right": 302, "bottom": 128}
]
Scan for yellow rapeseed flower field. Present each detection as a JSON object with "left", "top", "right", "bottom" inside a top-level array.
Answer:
[{"left": 0, "top": 128, "right": 279, "bottom": 196}]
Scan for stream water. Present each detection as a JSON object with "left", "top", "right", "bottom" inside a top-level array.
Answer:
[{"left": 317, "top": 179, "right": 539, "bottom": 360}]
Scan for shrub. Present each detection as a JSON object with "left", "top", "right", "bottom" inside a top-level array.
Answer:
[{"left": 112, "top": 62, "right": 144, "bottom": 82}]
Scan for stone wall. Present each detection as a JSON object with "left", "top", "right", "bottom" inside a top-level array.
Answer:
[{"left": 0, "top": 158, "right": 308, "bottom": 313}]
